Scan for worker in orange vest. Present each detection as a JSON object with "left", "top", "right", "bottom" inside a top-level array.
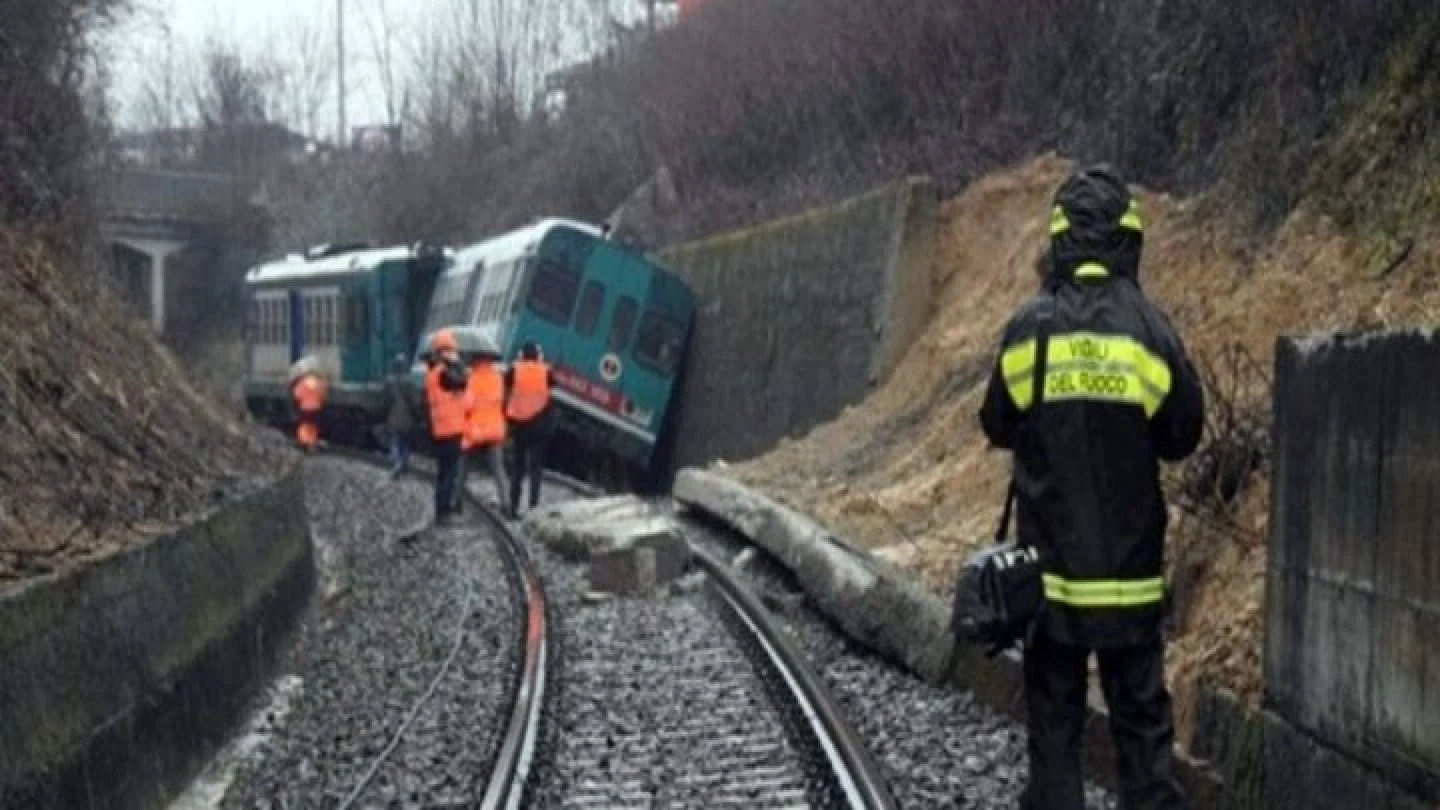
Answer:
[
  {"left": 505, "top": 341, "right": 556, "bottom": 516},
  {"left": 456, "top": 346, "right": 512, "bottom": 518},
  {"left": 291, "top": 369, "right": 328, "bottom": 452},
  {"left": 425, "top": 329, "right": 470, "bottom": 526}
]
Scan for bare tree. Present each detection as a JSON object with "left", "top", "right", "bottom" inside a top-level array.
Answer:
[
  {"left": 358, "top": 0, "right": 405, "bottom": 127},
  {"left": 190, "top": 36, "right": 283, "bottom": 180},
  {"left": 274, "top": 16, "right": 335, "bottom": 139}
]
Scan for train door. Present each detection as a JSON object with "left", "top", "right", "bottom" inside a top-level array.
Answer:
[
  {"left": 376, "top": 260, "right": 412, "bottom": 370},
  {"left": 339, "top": 279, "right": 372, "bottom": 382},
  {"left": 288, "top": 288, "right": 304, "bottom": 364}
]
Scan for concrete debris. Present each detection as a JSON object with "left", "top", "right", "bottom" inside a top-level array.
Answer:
[
  {"left": 732, "top": 547, "right": 757, "bottom": 570},
  {"left": 673, "top": 467, "right": 955, "bottom": 684},
  {"left": 586, "top": 527, "right": 691, "bottom": 597},
  {"left": 521, "top": 495, "right": 657, "bottom": 560},
  {"left": 670, "top": 570, "right": 709, "bottom": 595}
]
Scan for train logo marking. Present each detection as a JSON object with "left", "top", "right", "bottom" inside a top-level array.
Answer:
[{"left": 599, "top": 353, "right": 622, "bottom": 382}]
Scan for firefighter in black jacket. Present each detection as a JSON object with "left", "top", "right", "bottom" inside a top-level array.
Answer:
[{"left": 979, "top": 165, "right": 1204, "bottom": 810}]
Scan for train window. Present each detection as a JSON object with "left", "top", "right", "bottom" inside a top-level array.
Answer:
[
  {"left": 527, "top": 259, "right": 580, "bottom": 325},
  {"left": 608, "top": 295, "right": 637, "bottom": 352},
  {"left": 634, "top": 310, "right": 686, "bottom": 376},
  {"left": 574, "top": 281, "right": 605, "bottom": 337}
]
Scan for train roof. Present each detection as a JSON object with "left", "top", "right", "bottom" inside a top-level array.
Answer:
[
  {"left": 445, "top": 218, "right": 604, "bottom": 275},
  {"left": 244, "top": 243, "right": 450, "bottom": 285}
]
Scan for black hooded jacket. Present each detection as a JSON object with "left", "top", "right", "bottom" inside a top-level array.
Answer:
[{"left": 978, "top": 168, "right": 1204, "bottom": 648}]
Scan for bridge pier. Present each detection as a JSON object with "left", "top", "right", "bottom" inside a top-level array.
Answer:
[{"left": 111, "top": 237, "right": 185, "bottom": 333}]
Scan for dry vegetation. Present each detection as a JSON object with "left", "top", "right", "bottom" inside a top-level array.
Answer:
[{"left": 0, "top": 1, "right": 283, "bottom": 582}]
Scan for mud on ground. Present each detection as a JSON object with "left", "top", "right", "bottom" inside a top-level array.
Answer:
[{"left": 728, "top": 154, "right": 1440, "bottom": 741}]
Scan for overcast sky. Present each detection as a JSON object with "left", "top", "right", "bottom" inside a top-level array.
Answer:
[
  {"left": 104, "top": 0, "right": 658, "bottom": 138},
  {"left": 106, "top": 0, "right": 418, "bottom": 136}
]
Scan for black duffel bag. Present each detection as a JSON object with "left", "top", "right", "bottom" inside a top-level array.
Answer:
[{"left": 950, "top": 481, "right": 1044, "bottom": 657}]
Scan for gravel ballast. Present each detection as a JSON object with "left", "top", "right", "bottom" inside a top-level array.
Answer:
[
  {"left": 677, "top": 508, "right": 1117, "bottom": 810},
  {"left": 213, "top": 458, "right": 521, "bottom": 809}
]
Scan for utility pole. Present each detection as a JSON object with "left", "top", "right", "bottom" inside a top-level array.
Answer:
[{"left": 336, "top": 0, "right": 347, "bottom": 150}]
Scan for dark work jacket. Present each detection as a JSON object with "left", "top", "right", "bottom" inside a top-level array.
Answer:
[{"left": 978, "top": 247, "right": 1203, "bottom": 648}]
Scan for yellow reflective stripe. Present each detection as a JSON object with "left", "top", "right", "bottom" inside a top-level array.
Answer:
[
  {"left": 1050, "top": 205, "right": 1070, "bottom": 235},
  {"left": 1050, "top": 199, "right": 1142, "bottom": 235},
  {"left": 1001, "top": 338, "right": 1037, "bottom": 410},
  {"left": 1120, "top": 198, "right": 1143, "bottom": 231},
  {"left": 1073, "top": 262, "right": 1109, "bottom": 279},
  {"left": 1042, "top": 332, "right": 1172, "bottom": 417},
  {"left": 1043, "top": 574, "right": 1165, "bottom": 607}
]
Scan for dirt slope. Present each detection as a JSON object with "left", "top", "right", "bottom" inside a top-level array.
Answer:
[
  {"left": 729, "top": 153, "right": 1440, "bottom": 735},
  {"left": 0, "top": 231, "right": 285, "bottom": 582}
]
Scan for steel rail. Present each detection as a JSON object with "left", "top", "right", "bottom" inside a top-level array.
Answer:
[
  {"left": 317, "top": 447, "right": 547, "bottom": 810},
  {"left": 690, "top": 543, "right": 899, "bottom": 810},
  {"left": 549, "top": 469, "right": 896, "bottom": 809}
]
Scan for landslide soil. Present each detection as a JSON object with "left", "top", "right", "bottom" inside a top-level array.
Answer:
[
  {"left": 730, "top": 154, "right": 1440, "bottom": 740},
  {"left": 0, "top": 231, "right": 285, "bottom": 582}
]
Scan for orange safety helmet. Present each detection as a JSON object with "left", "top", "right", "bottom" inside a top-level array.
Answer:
[{"left": 432, "top": 328, "right": 459, "bottom": 353}]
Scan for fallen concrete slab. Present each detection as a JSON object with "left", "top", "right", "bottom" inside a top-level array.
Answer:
[
  {"left": 673, "top": 467, "right": 954, "bottom": 683},
  {"left": 520, "top": 495, "right": 657, "bottom": 560},
  {"left": 586, "top": 523, "right": 691, "bottom": 596}
]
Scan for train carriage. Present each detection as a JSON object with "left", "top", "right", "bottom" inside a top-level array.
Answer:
[
  {"left": 244, "top": 242, "right": 449, "bottom": 442},
  {"left": 412, "top": 219, "right": 695, "bottom": 489}
]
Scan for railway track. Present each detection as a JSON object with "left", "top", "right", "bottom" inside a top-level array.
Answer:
[
  {"left": 315, "top": 447, "right": 545, "bottom": 810},
  {"left": 269, "top": 447, "right": 894, "bottom": 809}
]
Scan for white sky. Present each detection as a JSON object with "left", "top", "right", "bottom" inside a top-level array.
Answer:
[
  {"left": 104, "top": 0, "right": 659, "bottom": 139},
  {"left": 106, "top": 0, "right": 418, "bottom": 136}
]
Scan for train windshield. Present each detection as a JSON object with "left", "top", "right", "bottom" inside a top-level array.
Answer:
[{"left": 633, "top": 310, "right": 686, "bottom": 376}]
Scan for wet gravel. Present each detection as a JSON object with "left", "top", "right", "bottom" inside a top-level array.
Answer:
[
  {"left": 216, "top": 457, "right": 521, "bottom": 809},
  {"left": 675, "top": 507, "right": 1118, "bottom": 810},
  {"left": 524, "top": 542, "right": 836, "bottom": 809}
]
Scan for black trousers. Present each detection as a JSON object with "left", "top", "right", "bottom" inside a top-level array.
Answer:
[
  {"left": 509, "top": 418, "right": 550, "bottom": 511},
  {"left": 1021, "top": 631, "right": 1188, "bottom": 810},
  {"left": 433, "top": 437, "right": 462, "bottom": 519}
]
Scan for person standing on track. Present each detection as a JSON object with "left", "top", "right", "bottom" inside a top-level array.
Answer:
[
  {"left": 456, "top": 346, "right": 512, "bottom": 519},
  {"left": 385, "top": 353, "right": 415, "bottom": 478},
  {"left": 425, "top": 329, "right": 469, "bottom": 527},
  {"left": 505, "top": 341, "right": 555, "bottom": 516},
  {"left": 978, "top": 164, "right": 1204, "bottom": 810},
  {"left": 291, "top": 365, "right": 327, "bottom": 452}
]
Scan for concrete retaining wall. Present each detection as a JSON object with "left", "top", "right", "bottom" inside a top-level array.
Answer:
[
  {"left": 1266, "top": 329, "right": 1440, "bottom": 803},
  {"left": 656, "top": 176, "right": 937, "bottom": 470},
  {"left": 0, "top": 462, "right": 314, "bottom": 810}
]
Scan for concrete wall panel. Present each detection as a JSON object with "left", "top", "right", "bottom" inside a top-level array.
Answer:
[
  {"left": 656, "top": 176, "right": 936, "bottom": 469},
  {"left": 1266, "top": 330, "right": 1440, "bottom": 802},
  {"left": 0, "top": 463, "right": 314, "bottom": 810}
]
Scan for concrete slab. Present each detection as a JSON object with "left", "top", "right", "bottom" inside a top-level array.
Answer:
[
  {"left": 521, "top": 495, "right": 658, "bottom": 560},
  {"left": 673, "top": 467, "right": 953, "bottom": 683},
  {"left": 586, "top": 525, "right": 691, "bottom": 596}
]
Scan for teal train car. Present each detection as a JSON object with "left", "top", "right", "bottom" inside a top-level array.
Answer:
[
  {"left": 243, "top": 242, "right": 449, "bottom": 442},
  {"left": 412, "top": 219, "right": 694, "bottom": 489}
]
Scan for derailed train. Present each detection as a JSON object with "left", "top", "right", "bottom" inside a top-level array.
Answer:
[{"left": 242, "top": 220, "right": 695, "bottom": 489}]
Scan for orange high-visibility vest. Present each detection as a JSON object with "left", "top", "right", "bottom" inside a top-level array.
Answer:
[
  {"left": 292, "top": 374, "right": 327, "bottom": 413},
  {"left": 463, "top": 363, "right": 507, "bottom": 449},
  {"left": 506, "top": 360, "right": 551, "bottom": 422},
  {"left": 426, "top": 365, "right": 468, "bottom": 440}
]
